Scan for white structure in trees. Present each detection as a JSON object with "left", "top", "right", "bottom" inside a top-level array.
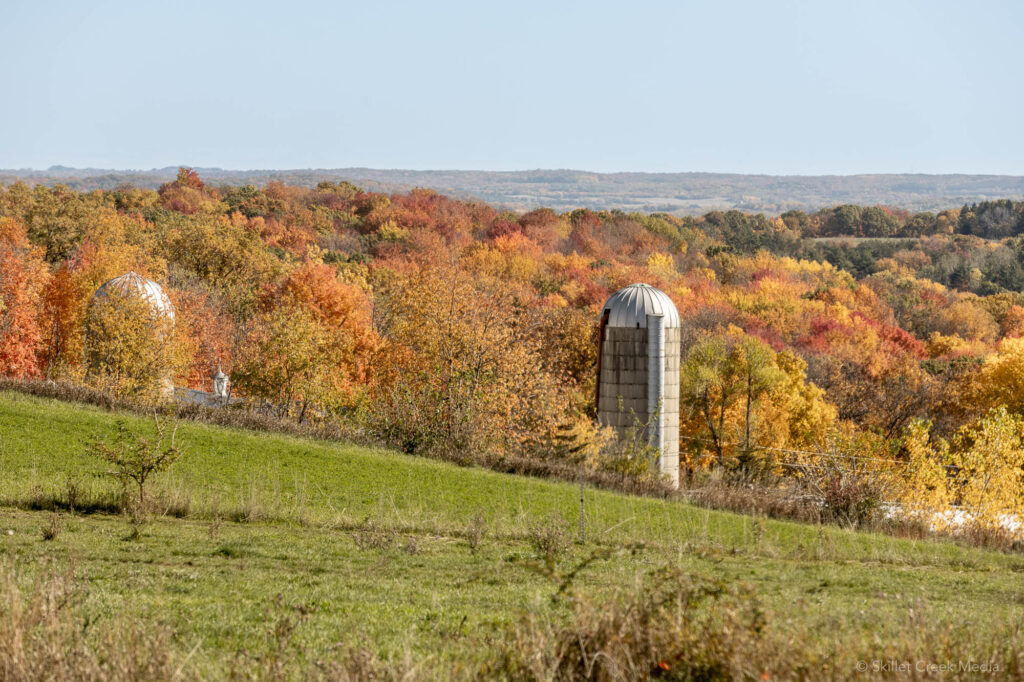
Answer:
[
  {"left": 89, "top": 272, "right": 237, "bottom": 406},
  {"left": 92, "top": 271, "right": 174, "bottom": 320},
  {"left": 212, "top": 367, "right": 229, "bottom": 400}
]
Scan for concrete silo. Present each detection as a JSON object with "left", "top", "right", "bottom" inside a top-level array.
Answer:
[{"left": 596, "top": 283, "right": 681, "bottom": 487}]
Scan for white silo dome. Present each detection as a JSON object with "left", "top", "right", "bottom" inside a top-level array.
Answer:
[
  {"left": 601, "top": 283, "right": 680, "bottom": 329},
  {"left": 92, "top": 271, "right": 174, "bottom": 320}
]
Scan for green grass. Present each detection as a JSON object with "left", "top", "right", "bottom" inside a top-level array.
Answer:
[{"left": 0, "top": 389, "right": 1022, "bottom": 676}]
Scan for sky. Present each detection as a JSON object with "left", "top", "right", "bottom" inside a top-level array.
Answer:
[{"left": 1, "top": 0, "right": 1022, "bottom": 175}]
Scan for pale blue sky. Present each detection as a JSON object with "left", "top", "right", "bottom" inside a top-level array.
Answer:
[{"left": 1, "top": 0, "right": 1021, "bottom": 174}]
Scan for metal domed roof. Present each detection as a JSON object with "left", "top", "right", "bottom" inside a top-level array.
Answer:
[
  {"left": 93, "top": 271, "right": 174, "bottom": 319},
  {"left": 601, "top": 283, "right": 680, "bottom": 328}
]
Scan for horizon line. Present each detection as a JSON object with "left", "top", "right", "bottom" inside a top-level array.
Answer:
[{"left": 4, "top": 166, "right": 1024, "bottom": 180}]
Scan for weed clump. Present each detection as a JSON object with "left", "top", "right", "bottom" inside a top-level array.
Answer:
[
  {"left": 352, "top": 518, "right": 397, "bottom": 551},
  {"left": 62, "top": 478, "right": 81, "bottom": 513},
  {"left": 528, "top": 518, "right": 569, "bottom": 571},
  {"left": 464, "top": 514, "right": 488, "bottom": 555},
  {"left": 40, "top": 515, "right": 61, "bottom": 542},
  {"left": 401, "top": 535, "right": 421, "bottom": 555},
  {"left": 207, "top": 515, "right": 223, "bottom": 541},
  {"left": 495, "top": 566, "right": 768, "bottom": 681}
]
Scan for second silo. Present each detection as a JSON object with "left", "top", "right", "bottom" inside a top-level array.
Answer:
[{"left": 596, "top": 283, "right": 681, "bottom": 487}]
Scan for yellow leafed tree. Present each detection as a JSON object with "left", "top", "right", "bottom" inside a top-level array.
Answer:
[
  {"left": 949, "top": 407, "right": 1024, "bottom": 534},
  {"left": 897, "top": 420, "right": 952, "bottom": 527},
  {"left": 976, "top": 337, "right": 1024, "bottom": 413},
  {"left": 84, "top": 293, "right": 189, "bottom": 400}
]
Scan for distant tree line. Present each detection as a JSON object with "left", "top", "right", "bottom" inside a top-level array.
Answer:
[{"left": 789, "top": 200, "right": 1024, "bottom": 239}]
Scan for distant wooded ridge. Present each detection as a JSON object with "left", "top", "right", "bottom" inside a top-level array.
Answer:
[{"left": 4, "top": 166, "right": 1024, "bottom": 215}]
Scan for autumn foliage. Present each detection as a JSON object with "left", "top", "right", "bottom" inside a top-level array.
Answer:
[
  {"left": 0, "top": 218, "right": 49, "bottom": 378},
  {"left": 3, "top": 170, "right": 1024, "bottom": 533}
]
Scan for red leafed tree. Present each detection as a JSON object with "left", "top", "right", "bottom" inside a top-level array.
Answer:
[
  {"left": 0, "top": 217, "right": 50, "bottom": 377},
  {"left": 157, "top": 167, "right": 218, "bottom": 214}
]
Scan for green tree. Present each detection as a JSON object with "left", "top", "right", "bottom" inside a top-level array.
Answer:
[
  {"left": 90, "top": 417, "right": 181, "bottom": 509},
  {"left": 825, "top": 204, "right": 862, "bottom": 236},
  {"left": 24, "top": 184, "right": 94, "bottom": 263},
  {"left": 860, "top": 206, "right": 900, "bottom": 237},
  {"left": 680, "top": 332, "right": 782, "bottom": 466}
]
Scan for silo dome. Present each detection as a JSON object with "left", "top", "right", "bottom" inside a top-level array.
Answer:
[
  {"left": 601, "top": 283, "right": 679, "bottom": 329},
  {"left": 93, "top": 271, "right": 174, "bottom": 320}
]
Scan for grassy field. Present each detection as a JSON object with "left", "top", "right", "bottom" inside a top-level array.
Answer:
[{"left": 1, "top": 389, "right": 1023, "bottom": 678}]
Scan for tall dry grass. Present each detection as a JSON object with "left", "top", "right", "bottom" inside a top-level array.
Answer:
[
  {"left": 0, "top": 561, "right": 421, "bottom": 681},
  {"left": 1, "top": 558, "right": 1022, "bottom": 681},
  {"left": 0, "top": 564, "right": 186, "bottom": 681},
  {"left": 491, "top": 564, "right": 1024, "bottom": 681}
]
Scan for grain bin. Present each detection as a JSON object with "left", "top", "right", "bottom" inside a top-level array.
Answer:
[
  {"left": 92, "top": 271, "right": 175, "bottom": 320},
  {"left": 596, "top": 283, "right": 681, "bottom": 487},
  {"left": 87, "top": 271, "right": 176, "bottom": 397}
]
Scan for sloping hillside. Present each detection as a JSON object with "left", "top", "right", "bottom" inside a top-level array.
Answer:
[{"left": 0, "top": 390, "right": 1021, "bottom": 678}]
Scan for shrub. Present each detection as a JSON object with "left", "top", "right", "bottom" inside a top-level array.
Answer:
[
  {"left": 790, "top": 440, "right": 894, "bottom": 529},
  {"left": 87, "top": 416, "right": 181, "bottom": 512},
  {"left": 818, "top": 469, "right": 885, "bottom": 528},
  {"left": 40, "top": 514, "right": 61, "bottom": 542},
  {"left": 594, "top": 411, "right": 662, "bottom": 481}
]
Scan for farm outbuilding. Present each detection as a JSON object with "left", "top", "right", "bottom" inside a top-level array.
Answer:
[{"left": 596, "top": 283, "right": 681, "bottom": 487}]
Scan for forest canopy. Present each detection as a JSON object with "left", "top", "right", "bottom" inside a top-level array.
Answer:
[{"left": 3, "top": 169, "right": 1024, "bottom": 527}]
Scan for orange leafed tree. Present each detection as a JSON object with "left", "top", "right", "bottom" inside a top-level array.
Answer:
[
  {"left": 230, "top": 261, "right": 377, "bottom": 418},
  {"left": 157, "top": 168, "right": 218, "bottom": 215},
  {"left": 38, "top": 262, "right": 83, "bottom": 378},
  {"left": 367, "top": 261, "right": 572, "bottom": 457},
  {"left": 0, "top": 217, "right": 50, "bottom": 377},
  {"left": 279, "top": 261, "right": 377, "bottom": 383},
  {"left": 173, "top": 289, "right": 235, "bottom": 389},
  {"left": 38, "top": 238, "right": 167, "bottom": 379}
]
